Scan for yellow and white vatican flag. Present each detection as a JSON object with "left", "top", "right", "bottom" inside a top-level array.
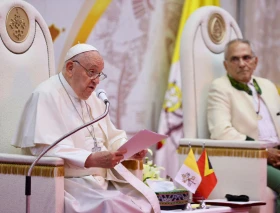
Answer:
[
  {"left": 155, "top": 0, "right": 220, "bottom": 179},
  {"left": 175, "top": 148, "right": 202, "bottom": 193}
]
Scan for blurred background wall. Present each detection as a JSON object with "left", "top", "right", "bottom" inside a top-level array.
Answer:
[{"left": 24, "top": 0, "right": 280, "bottom": 139}]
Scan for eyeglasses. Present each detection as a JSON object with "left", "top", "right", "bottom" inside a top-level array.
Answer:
[
  {"left": 227, "top": 55, "right": 255, "bottom": 65},
  {"left": 73, "top": 60, "right": 107, "bottom": 81}
]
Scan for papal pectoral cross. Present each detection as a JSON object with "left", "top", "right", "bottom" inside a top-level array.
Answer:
[
  {"left": 92, "top": 138, "right": 101, "bottom": 152},
  {"left": 84, "top": 102, "right": 102, "bottom": 152}
]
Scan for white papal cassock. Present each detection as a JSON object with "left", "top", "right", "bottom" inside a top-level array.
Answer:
[{"left": 12, "top": 72, "right": 160, "bottom": 213}]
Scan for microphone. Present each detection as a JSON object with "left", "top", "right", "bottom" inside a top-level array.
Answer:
[
  {"left": 97, "top": 89, "right": 109, "bottom": 104},
  {"left": 25, "top": 94, "right": 110, "bottom": 213}
]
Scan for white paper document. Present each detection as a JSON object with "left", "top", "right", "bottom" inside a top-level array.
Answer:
[{"left": 118, "top": 129, "right": 168, "bottom": 160}]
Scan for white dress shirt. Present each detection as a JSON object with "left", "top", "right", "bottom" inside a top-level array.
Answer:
[{"left": 248, "top": 80, "right": 279, "bottom": 143}]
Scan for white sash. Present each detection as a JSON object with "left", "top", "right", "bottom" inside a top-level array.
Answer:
[{"left": 114, "top": 163, "right": 161, "bottom": 213}]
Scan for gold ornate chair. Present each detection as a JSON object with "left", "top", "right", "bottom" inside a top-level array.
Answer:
[
  {"left": 0, "top": 1, "right": 64, "bottom": 212},
  {"left": 178, "top": 6, "right": 275, "bottom": 213}
]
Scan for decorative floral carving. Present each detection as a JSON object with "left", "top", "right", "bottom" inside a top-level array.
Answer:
[
  {"left": 6, "top": 7, "right": 29, "bottom": 42},
  {"left": 88, "top": 0, "right": 183, "bottom": 136}
]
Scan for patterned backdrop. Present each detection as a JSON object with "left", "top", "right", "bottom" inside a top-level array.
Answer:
[
  {"left": 24, "top": 0, "right": 280, "bottom": 141},
  {"left": 25, "top": 0, "right": 184, "bottom": 137}
]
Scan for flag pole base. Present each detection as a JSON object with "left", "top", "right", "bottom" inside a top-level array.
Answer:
[
  {"left": 185, "top": 202, "right": 193, "bottom": 211},
  {"left": 197, "top": 200, "right": 208, "bottom": 209}
]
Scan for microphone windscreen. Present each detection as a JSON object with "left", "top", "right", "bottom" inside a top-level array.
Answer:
[{"left": 96, "top": 89, "right": 109, "bottom": 103}]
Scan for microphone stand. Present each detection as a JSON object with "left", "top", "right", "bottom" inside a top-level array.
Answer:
[{"left": 25, "top": 101, "right": 110, "bottom": 213}]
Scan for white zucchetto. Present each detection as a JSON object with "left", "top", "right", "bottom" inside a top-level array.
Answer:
[{"left": 65, "top": 43, "right": 98, "bottom": 61}]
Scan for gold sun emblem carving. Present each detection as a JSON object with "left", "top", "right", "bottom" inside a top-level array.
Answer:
[
  {"left": 6, "top": 7, "right": 29, "bottom": 43},
  {"left": 208, "top": 13, "right": 225, "bottom": 44}
]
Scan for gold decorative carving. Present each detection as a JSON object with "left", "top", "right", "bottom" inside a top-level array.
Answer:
[
  {"left": 178, "top": 146, "right": 267, "bottom": 158},
  {"left": 0, "top": 163, "right": 64, "bottom": 177},
  {"left": 6, "top": 7, "right": 29, "bottom": 43},
  {"left": 208, "top": 13, "right": 225, "bottom": 44}
]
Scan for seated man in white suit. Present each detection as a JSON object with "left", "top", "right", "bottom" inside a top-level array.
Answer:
[
  {"left": 207, "top": 39, "right": 280, "bottom": 213},
  {"left": 12, "top": 43, "right": 160, "bottom": 213}
]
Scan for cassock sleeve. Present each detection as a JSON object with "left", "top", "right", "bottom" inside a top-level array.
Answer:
[
  {"left": 104, "top": 113, "right": 127, "bottom": 151},
  {"left": 13, "top": 87, "right": 92, "bottom": 168},
  {"left": 12, "top": 87, "right": 73, "bottom": 148},
  {"left": 30, "top": 144, "right": 91, "bottom": 168}
]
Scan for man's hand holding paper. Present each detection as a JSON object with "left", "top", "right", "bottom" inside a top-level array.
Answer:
[
  {"left": 118, "top": 129, "right": 168, "bottom": 160},
  {"left": 130, "top": 149, "right": 148, "bottom": 160}
]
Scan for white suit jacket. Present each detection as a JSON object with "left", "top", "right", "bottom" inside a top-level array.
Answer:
[{"left": 207, "top": 75, "right": 280, "bottom": 140}]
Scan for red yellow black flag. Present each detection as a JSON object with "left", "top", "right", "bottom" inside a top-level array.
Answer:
[{"left": 193, "top": 149, "right": 217, "bottom": 200}]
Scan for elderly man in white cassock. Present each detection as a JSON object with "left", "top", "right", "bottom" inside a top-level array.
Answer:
[{"left": 12, "top": 44, "right": 161, "bottom": 213}]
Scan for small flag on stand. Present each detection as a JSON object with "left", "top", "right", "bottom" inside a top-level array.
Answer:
[
  {"left": 174, "top": 148, "right": 201, "bottom": 193},
  {"left": 193, "top": 149, "right": 217, "bottom": 200}
]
